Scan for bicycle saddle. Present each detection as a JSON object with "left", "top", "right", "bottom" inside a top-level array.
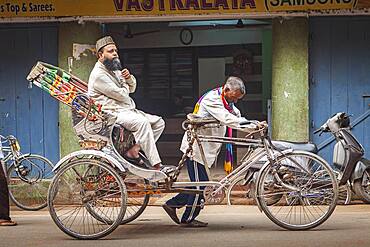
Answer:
[
  {"left": 186, "top": 113, "right": 219, "bottom": 126},
  {"left": 272, "top": 140, "right": 318, "bottom": 154}
]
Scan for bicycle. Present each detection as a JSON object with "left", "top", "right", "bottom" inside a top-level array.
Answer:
[{"left": 0, "top": 134, "right": 54, "bottom": 211}]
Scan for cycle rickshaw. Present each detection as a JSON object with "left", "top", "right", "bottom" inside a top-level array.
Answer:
[{"left": 27, "top": 62, "right": 338, "bottom": 240}]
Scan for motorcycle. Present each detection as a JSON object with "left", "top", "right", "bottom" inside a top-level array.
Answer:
[{"left": 314, "top": 112, "right": 370, "bottom": 203}]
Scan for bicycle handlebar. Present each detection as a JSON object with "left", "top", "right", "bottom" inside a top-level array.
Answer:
[
  {"left": 0, "top": 135, "right": 18, "bottom": 145},
  {"left": 313, "top": 128, "right": 322, "bottom": 134}
]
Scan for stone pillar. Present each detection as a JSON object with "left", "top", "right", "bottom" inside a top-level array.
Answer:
[
  {"left": 58, "top": 22, "right": 101, "bottom": 157},
  {"left": 271, "top": 18, "right": 309, "bottom": 142}
]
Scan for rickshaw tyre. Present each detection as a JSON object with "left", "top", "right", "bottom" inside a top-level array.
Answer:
[{"left": 48, "top": 159, "right": 126, "bottom": 240}]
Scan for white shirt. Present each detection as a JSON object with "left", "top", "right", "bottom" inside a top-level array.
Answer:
[
  {"left": 180, "top": 87, "right": 253, "bottom": 167},
  {"left": 88, "top": 61, "right": 137, "bottom": 112}
]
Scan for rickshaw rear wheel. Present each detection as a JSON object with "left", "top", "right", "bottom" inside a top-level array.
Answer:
[{"left": 48, "top": 158, "right": 126, "bottom": 240}]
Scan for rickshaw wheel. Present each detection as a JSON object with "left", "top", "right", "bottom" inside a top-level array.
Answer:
[
  {"left": 48, "top": 158, "right": 126, "bottom": 240},
  {"left": 85, "top": 171, "right": 150, "bottom": 225}
]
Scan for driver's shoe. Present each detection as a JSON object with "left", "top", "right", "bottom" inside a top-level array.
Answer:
[
  {"left": 162, "top": 204, "right": 180, "bottom": 224},
  {"left": 180, "top": 219, "right": 208, "bottom": 228}
]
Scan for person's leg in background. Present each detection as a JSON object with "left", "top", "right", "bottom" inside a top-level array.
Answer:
[{"left": 0, "top": 163, "right": 17, "bottom": 226}]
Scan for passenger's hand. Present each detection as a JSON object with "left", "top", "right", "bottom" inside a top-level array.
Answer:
[{"left": 122, "top": 68, "right": 131, "bottom": 79}]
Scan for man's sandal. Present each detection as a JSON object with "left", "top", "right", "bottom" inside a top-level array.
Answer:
[{"left": 0, "top": 220, "right": 17, "bottom": 226}]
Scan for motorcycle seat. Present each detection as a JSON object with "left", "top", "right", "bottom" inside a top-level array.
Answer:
[{"left": 272, "top": 140, "right": 318, "bottom": 154}]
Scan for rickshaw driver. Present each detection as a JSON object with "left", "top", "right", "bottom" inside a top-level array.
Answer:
[
  {"left": 163, "top": 76, "right": 263, "bottom": 227},
  {"left": 88, "top": 36, "right": 174, "bottom": 174}
]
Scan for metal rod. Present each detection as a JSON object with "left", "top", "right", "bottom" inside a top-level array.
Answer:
[
  {"left": 172, "top": 181, "right": 221, "bottom": 188},
  {"left": 198, "top": 135, "right": 262, "bottom": 144}
]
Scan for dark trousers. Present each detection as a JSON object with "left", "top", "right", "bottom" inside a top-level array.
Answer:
[
  {"left": 166, "top": 159, "right": 209, "bottom": 223},
  {"left": 0, "top": 163, "right": 11, "bottom": 220}
]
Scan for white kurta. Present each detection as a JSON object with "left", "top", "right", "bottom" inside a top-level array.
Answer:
[
  {"left": 88, "top": 61, "right": 164, "bottom": 165},
  {"left": 180, "top": 87, "right": 253, "bottom": 168}
]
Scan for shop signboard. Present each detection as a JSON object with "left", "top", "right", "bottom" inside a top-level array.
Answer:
[{"left": 0, "top": 0, "right": 368, "bottom": 18}]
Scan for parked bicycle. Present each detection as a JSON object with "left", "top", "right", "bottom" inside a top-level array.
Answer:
[{"left": 0, "top": 135, "right": 54, "bottom": 211}]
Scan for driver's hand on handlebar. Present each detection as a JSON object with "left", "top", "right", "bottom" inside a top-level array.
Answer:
[{"left": 239, "top": 120, "right": 267, "bottom": 133}]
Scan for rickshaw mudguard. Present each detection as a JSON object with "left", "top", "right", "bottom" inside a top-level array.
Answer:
[
  {"left": 254, "top": 149, "right": 293, "bottom": 212},
  {"left": 52, "top": 150, "right": 126, "bottom": 173}
]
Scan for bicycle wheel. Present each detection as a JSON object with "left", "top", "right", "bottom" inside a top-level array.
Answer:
[
  {"left": 121, "top": 174, "right": 150, "bottom": 224},
  {"left": 338, "top": 182, "right": 351, "bottom": 205},
  {"left": 227, "top": 176, "right": 253, "bottom": 205},
  {"left": 85, "top": 171, "right": 150, "bottom": 225},
  {"left": 353, "top": 169, "right": 370, "bottom": 204},
  {"left": 48, "top": 158, "right": 126, "bottom": 240},
  {"left": 227, "top": 174, "right": 283, "bottom": 206},
  {"left": 256, "top": 151, "right": 338, "bottom": 230},
  {"left": 285, "top": 182, "right": 350, "bottom": 205},
  {"left": 7, "top": 154, "right": 54, "bottom": 211},
  {"left": 332, "top": 171, "right": 351, "bottom": 205}
]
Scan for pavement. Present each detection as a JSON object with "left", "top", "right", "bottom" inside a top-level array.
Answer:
[{"left": 1, "top": 204, "right": 370, "bottom": 247}]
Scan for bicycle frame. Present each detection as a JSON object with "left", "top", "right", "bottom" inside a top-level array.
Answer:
[
  {"left": 1, "top": 135, "right": 20, "bottom": 175},
  {"left": 169, "top": 122, "right": 298, "bottom": 201},
  {"left": 0, "top": 135, "right": 44, "bottom": 182}
]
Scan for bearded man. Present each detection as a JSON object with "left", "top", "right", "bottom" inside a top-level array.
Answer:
[{"left": 88, "top": 36, "right": 173, "bottom": 173}]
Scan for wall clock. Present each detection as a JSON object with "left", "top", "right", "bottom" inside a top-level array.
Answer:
[{"left": 180, "top": 28, "right": 193, "bottom": 45}]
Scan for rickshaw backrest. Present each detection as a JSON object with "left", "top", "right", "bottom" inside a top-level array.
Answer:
[{"left": 26, "top": 61, "right": 135, "bottom": 153}]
